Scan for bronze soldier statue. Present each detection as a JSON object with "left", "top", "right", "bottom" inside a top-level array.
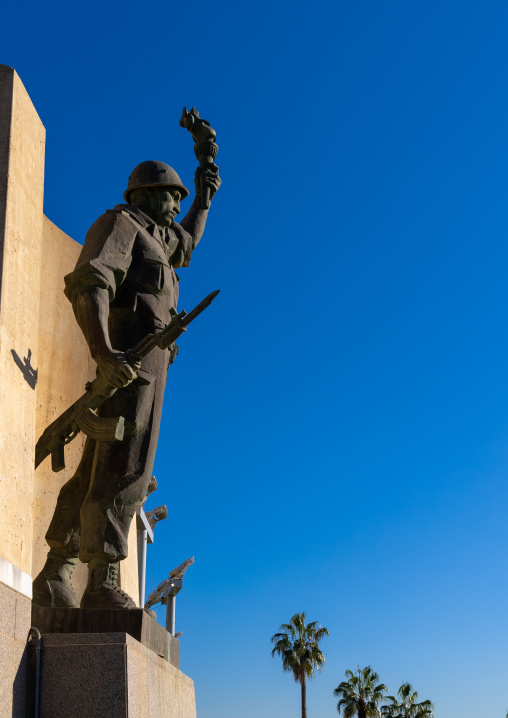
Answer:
[{"left": 33, "top": 120, "right": 221, "bottom": 610}]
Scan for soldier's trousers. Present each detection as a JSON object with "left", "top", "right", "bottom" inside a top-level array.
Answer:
[{"left": 45, "top": 346, "right": 169, "bottom": 563}]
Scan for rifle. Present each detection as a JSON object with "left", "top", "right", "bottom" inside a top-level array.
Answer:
[{"left": 35, "top": 290, "right": 219, "bottom": 473}]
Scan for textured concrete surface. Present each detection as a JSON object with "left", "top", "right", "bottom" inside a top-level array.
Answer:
[
  {"left": 121, "top": 512, "right": 141, "bottom": 605},
  {"left": 128, "top": 636, "right": 196, "bottom": 718},
  {"left": 0, "top": 581, "right": 31, "bottom": 717},
  {"left": 0, "top": 63, "right": 45, "bottom": 576},
  {"left": 0, "top": 63, "right": 52, "bottom": 718},
  {"left": 40, "top": 633, "right": 196, "bottom": 718}
]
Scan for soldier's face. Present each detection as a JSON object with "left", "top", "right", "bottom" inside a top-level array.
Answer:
[{"left": 148, "top": 187, "right": 181, "bottom": 226}]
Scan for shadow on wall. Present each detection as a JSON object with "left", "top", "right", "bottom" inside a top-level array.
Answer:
[
  {"left": 11, "top": 349, "right": 38, "bottom": 389},
  {"left": 13, "top": 641, "right": 28, "bottom": 718}
]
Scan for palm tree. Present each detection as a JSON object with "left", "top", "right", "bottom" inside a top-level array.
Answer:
[
  {"left": 271, "top": 612, "right": 329, "bottom": 718},
  {"left": 381, "top": 682, "right": 433, "bottom": 718},
  {"left": 334, "top": 666, "right": 386, "bottom": 718}
]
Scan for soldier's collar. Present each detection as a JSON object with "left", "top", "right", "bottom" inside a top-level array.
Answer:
[
  {"left": 113, "top": 204, "right": 158, "bottom": 231},
  {"left": 113, "top": 204, "right": 177, "bottom": 248}
]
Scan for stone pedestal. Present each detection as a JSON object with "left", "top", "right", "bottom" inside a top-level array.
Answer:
[
  {"left": 39, "top": 633, "right": 196, "bottom": 718},
  {"left": 31, "top": 605, "right": 179, "bottom": 666}
]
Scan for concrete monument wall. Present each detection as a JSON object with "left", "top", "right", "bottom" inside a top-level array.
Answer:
[
  {"left": 0, "top": 61, "right": 45, "bottom": 718},
  {"left": 0, "top": 63, "right": 45, "bottom": 580}
]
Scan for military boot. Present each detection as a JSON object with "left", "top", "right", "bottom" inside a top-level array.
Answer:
[
  {"left": 80, "top": 559, "right": 137, "bottom": 609},
  {"left": 32, "top": 551, "right": 79, "bottom": 608}
]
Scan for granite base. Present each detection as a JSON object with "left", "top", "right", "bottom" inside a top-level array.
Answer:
[
  {"left": 31, "top": 605, "right": 179, "bottom": 666},
  {"left": 39, "top": 632, "right": 196, "bottom": 718}
]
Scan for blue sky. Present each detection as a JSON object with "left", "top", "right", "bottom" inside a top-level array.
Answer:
[{"left": 3, "top": 1, "right": 508, "bottom": 716}]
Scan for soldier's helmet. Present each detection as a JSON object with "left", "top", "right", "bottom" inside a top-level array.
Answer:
[{"left": 124, "top": 161, "right": 189, "bottom": 203}]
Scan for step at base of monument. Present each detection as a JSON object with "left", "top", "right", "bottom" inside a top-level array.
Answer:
[
  {"left": 38, "top": 632, "right": 196, "bottom": 718},
  {"left": 31, "top": 606, "right": 179, "bottom": 666}
]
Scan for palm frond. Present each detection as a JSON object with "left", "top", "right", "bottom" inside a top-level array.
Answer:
[
  {"left": 271, "top": 632, "right": 290, "bottom": 645},
  {"left": 315, "top": 626, "right": 330, "bottom": 641}
]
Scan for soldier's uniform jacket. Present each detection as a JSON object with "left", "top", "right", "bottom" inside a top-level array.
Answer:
[{"left": 64, "top": 204, "right": 194, "bottom": 333}]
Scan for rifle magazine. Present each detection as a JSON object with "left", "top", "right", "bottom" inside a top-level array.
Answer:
[{"left": 75, "top": 409, "right": 126, "bottom": 442}]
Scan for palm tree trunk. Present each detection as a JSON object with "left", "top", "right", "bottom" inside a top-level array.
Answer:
[
  {"left": 358, "top": 698, "right": 367, "bottom": 718},
  {"left": 301, "top": 676, "right": 307, "bottom": 718}
]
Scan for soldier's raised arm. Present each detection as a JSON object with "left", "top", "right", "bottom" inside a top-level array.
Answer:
[{"left": 178, "top": 165, "right": 221, "bottom": 250}]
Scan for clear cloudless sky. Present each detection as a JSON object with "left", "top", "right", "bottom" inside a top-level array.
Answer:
[{"left": 2, "top": 1, "right": 508, "bottom": 716}]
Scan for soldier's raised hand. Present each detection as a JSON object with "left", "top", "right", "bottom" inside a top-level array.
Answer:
[{"left": 194, "top": 165, "right": 221, "bottom": 201}]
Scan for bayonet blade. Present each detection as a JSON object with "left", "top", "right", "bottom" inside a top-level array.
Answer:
[{"left": 181, "top": 289, "right": 220, "bottom": 327}]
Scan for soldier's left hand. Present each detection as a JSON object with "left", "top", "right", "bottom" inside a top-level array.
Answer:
[{"left": 195, "top": 165, "right": 221, "bottom": 201}]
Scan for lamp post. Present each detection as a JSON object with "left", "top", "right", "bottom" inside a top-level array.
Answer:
[
  {"left": 161, "top": 579, "right": 182, "bottom": 634},
  {"left": 136, "top": 476, "right": 169, "bottom": 608}
]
